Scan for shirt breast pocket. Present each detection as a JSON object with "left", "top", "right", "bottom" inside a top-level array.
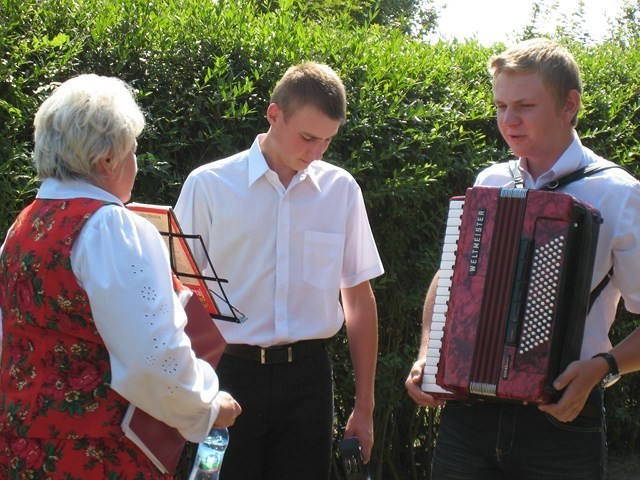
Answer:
[{"left": 303, "top": 230, "right": 345, "bottom": 290}]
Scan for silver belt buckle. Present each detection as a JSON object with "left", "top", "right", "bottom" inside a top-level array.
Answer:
[{"left": 260, "top": 346, "right": 294, "bottom": 364}]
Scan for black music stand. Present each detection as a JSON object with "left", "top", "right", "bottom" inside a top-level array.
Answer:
[{"left": 164, "top": 230, "right": 247, "bottom": 324}]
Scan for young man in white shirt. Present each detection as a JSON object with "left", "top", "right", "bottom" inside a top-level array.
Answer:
[
  {"left": 406, "top": 38, "right": 640, "bottom": 479},
  {"left": 176, "top": 62, "right": 384, "bottom": 480}
]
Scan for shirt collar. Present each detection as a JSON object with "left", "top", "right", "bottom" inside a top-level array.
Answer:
[
  {"left": 519, "top": 130, "right": 587, "bottom": 188},
  {"left": 37, "top": 178, "right": 124, "bottom": 204},
  {"left": 247, "top": 134, "right": 321, "bottom": 192},
  {"left": 299, "top": 163, "right": 321, "bottom": 192},
  {"left": 247, "top": 135, "right": 271, "bottom": 187}
]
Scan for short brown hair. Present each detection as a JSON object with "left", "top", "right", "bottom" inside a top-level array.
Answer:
[
  {"left": 488, "top": 38, "right": 582, "bottom": 125},
  {"left": 270, "top": 62, "right": 347, "bottom": 123}
]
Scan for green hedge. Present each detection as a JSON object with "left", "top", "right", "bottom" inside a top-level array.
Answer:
[{"left": 2, "top": 1, "right": 639, "bottom": 478}]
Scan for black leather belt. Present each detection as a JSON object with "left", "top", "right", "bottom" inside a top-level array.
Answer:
[{"left": 223, "top": 339, "right": 326, "bottom": 365}]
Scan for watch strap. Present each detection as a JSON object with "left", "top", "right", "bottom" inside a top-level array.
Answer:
[{"left": 592, "top": 352, "right": 620, "bottom": 376}]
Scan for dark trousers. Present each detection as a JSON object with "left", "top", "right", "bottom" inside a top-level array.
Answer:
[
  {"left": 215, "top": 348, "right": 334, "bottom": 480},
  {"left": 432, "top": 389, "right": 606, "bottom": 480}
]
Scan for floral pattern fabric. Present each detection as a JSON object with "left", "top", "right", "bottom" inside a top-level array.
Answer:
[{"left": 0, "top": 198, "right": 171, "bottom": 479}]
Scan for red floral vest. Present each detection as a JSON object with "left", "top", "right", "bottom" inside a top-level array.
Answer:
[{"left": 0, "top": 198, "right": 170, "bottom": 479}]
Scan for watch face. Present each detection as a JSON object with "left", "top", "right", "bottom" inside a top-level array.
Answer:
[{"left": 602, "top": 373, "right": 621, "bottom": 388}]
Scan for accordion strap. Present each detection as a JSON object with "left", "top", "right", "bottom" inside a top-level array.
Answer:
[
  {"left": 541, "top": 160, "right": 622, "bottom": 191},
  {"left": 508, "top": 159, "right": 524, "bottom": 188},
  {"left": 508, "top": 158, "right": 622, "bottom": 191},
  {"left": 589, "top": 266, "right": 613, "bottom": 313}
]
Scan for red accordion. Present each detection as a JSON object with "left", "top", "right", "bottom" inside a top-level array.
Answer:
[{"left": 421, "top": 186, "right": 601, "bottom": 404}]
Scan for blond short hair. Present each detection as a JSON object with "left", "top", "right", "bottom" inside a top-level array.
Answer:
[
  {"left": 270, "top": 62, "right": 347, "bottom": 123},
  {"left": 488, "top": 38, "right": 582, "bottom": 125},
  {"left": 33, "top": 74, "right": 145, "bottom": 181}
]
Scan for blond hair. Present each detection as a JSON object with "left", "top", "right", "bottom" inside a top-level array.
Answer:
[{"left": 488, "top": 38, "right": 582, "bottom": 125}]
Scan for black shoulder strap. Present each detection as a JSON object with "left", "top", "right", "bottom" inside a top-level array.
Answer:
[
  {"left": 589, "top": 267, "right": 613, "bottom": 313},
  {"left": 541, "top": 161, "right": 622, "bottom": 191},
  {"left": 507, "top": 159, "right": 623, "bottom": 191}
]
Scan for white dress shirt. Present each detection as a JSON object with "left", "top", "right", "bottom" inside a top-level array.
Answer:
[
  {"left": 475, "top": 132, "right": 640, "bottom": 359},
  {"left": 0, "top": 178, "right": 221, "bottom": 442},
  {"left": 175, "top": 135, "right": 384, "bottom": 347}
]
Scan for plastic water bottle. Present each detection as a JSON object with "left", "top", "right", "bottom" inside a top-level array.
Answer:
[{"left": 188, "top": 427, "right": 229, "bottom": 480}]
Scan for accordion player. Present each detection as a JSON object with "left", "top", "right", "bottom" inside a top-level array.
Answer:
[{"left": 421, "top": 186, "right": 602, "bottom": 404}]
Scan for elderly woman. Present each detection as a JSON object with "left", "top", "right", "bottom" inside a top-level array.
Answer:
[{"left": 0, "top": 74, "right": 240, "bottom": 479}]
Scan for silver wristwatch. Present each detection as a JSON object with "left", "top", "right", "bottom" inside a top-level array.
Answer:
[{"left": 592, "top": 352, "right": 621, "bottom": 388}]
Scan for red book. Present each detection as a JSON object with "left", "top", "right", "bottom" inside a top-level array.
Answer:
[{"left": 121, "top": 291, "right": 226, "bottom": 474}]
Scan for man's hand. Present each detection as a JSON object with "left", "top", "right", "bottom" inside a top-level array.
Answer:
[
  {"left": 538, "top": 357, "right": 607, "bottom": 422},
  {"left": 405, "top": 359, "right": 446, "bottom": 408},
  {"left": 344, "top": 407, "right": 374, "bottom": 463}
]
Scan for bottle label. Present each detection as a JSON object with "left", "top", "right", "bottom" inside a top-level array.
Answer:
[{"left": 197, "top": 445, "right": 222, "bottom": 472}]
